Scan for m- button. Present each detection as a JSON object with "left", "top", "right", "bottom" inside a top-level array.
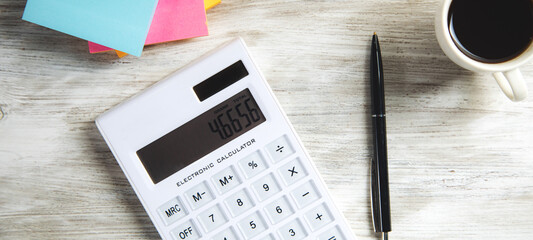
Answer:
[{"left": 185, "top": 181, "right": 215, "bottom": 210}]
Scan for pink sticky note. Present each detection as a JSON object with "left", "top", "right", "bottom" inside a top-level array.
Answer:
[{"left": 89, "top": 0, "right": 208, "bottom": 53}]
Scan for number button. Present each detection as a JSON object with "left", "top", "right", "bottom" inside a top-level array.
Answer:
[
  {"left": 304, "top": 203, "right": 334, "bottom": 231},
  {"left": 317, "top": 226, "right": 345, "bottom": 240},
  {"left": 290, "top": 181, "right": 321, "bottom": 208},
  {"left": 224, "top": 189, "right": 255, "bottom": 217},
  {"left": 185, "top": 181, "right": 215, "bottom": 210},
  {"left": 278, "top": 218, "right": 307, "bottom": 240},
  {"left": 211, "top": 166, "right": 241, "bottom": 194},
  {"left": 237, "top": 212, "right": 268, "bottom": 239},
  {"left": 239, "top": 151, "right": 268, "bottom": 179},
  {"left": 197, "top": 204, "right": 228, "bottom": 233},
  {"left": 259, "top": 234, "right": 276, "bottom": 240},
  {"left": 265, "top": 135, "right": 295, "bottom": 163},
  {"left": 278, "top": 158, "right": 307, "bottom": 186},
  {"left": 264, "top": 196, "right": 295, "bottom": 224},
  {"left": 252, "top": 173, "right": 281, "bottom": 201},
  {"left": 211, "top": 227, "right": 239, "bottom": 240},
  {"left": 157, "top": 197, "right": 188, "bottom": 226},
  {"left": 171, "top": 220, "right": 201, "bottom": 240}
]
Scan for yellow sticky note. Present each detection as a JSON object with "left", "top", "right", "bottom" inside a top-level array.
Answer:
[{"left": 204, "top": 0, "right": 221, "bottom": 10}]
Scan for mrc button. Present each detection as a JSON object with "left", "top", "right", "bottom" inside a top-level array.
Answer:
[{"left": 157, "top": 197, "right": 188, "bottom": 226}]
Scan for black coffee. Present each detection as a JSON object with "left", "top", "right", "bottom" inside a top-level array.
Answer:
[{"left": 448, "top": 0, "right": 533, "bottom": 63}]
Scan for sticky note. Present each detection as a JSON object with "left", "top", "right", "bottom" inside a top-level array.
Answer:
[
  {"left": 89, "top": 0, "right": 208, "bottom": 54},
  {"left": 22, "top": 0, "right": 158, "bottom": 56},
  {"left": 204, "top": 0, "right": 221, "bottom": 10}
]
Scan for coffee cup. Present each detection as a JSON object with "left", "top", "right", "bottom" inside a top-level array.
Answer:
[{"left": 435, "top": 0, "right": 533, "bottom": 101}]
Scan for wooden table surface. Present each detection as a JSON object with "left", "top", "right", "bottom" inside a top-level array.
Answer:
[{"left": 1, "top": 0, "right": 532, "bottom": 239}]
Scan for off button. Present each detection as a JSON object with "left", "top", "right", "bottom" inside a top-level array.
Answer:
[{"left": 171, "top": 220, "right": 201, "bottom": 240}]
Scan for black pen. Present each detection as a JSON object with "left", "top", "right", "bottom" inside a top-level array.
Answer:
[{"left": 370, "top": 33, "right": 391, "bottom": 240}]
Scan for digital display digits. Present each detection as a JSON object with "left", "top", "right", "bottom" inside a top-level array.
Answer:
[{"left": 137, "top": 88, "right": 266, "bottom": 184}]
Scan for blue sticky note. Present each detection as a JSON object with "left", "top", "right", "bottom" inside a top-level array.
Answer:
[{"left": 22, "top": 0, "right": 159, "bottom": 56}]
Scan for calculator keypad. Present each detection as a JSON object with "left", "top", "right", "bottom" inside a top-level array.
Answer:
[{"left": 159, "top": 135, "right": 349, "bottom": 240}]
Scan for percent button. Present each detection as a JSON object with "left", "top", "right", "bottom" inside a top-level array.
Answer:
[{"left": 239, "top": 151, "right": 267, "bottom": 179}]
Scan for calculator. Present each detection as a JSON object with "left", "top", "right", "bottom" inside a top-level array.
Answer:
[{"left": 96, "top": 38, "right": 356, "bottom": 240}]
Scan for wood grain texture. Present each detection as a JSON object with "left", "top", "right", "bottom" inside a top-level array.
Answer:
[{"left": 1, "top": 0, "right": 532, "bottom": 239}]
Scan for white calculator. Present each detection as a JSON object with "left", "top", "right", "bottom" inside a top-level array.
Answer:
[{"left": 96, "top": 38, "right": 356, "bottom": 240}]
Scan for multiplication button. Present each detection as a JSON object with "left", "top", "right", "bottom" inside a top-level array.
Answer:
[
  {"left": 265, "top": 135, "right": 295, "bottom": 163},
  {"left": 171, "top": 220, "right": 201, "bottom": 240},
  {"left": 185, "top": 181, "right": 215, "bottom": 210},
  {"left": 251, "top": 173, "right": 281, "bottom": 202},
  {"left": 157, "top": 197, "right": 188, "bottom": 226},
  {"left": 239, "top": 151, "right": 268, "bottom": 179},
  {"left": 290, "top": 181, "right": 321, "bottom": 208},
  {"left": 211, "top": 166, "right": 241, "bottom": 194},
  {"left": 278, "top": 158, "right": 307, "bottom": 186},
  {"left": 304, "top": 203, "right": 334, "bottom": 231}
]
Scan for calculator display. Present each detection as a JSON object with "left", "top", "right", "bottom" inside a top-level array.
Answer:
[{"left": 137, "top": 88, "right": 266, "bottom": 184}]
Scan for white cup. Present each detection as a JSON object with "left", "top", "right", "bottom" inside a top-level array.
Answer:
[{"left": 435, "top": 0, "right": 533, "bottom": 102}]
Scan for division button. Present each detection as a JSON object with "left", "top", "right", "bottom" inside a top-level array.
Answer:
[{"left": 265, "top": 135, "right": 295, "bottom": 163}]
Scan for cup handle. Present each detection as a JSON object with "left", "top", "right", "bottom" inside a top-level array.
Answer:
[{"left": 493, "top": 68, "right": 528, "bottom": 102}]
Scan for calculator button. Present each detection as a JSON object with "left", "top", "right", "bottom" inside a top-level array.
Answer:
[
  {"left": 237, "top": 212, "right": 268, "bottom": 239},
  {"left": 317, "top": 225, "right": 345, "bottom": 240},
  {"left": 264, "top": 196, "right": 295, "bottom": 224},
  {"left": 278, "top": 158, "right": 307, "bottom": 186},
  {"left": 211, "top": 227, "right": 239, "bottom": 240},
  {"left": 278, "top": 218, "right": 307, "bottom": 240},
  {"left": 304, "top": 203, "right": 334, "bottom": 231},
  {"left": 185, "top": 181, "right": 215, "bottom": 210},
  {"left": 239, "top": 151, "right": 268, "bottom": 179},
  {"left": 251, "top": 173, "right": 282, "bottom": 201},
  {"left": 224, "top": 189, "right": 255, "bottom": 217},
  {"left": 258, "top": 234, "right": 276, "bottom": 240},
  {"left": 197, "top": 204, "right": 228, "bottom": 233},
  {"left": 157, "top": 197, "right": 188, "bottom": 226},
  {"left": 265, "top": 135, "right": 295, "bottom": 163},
  {"left": 171, "top": 220, "right": 201, "bottom": 240},
  {"left": 290, "top": 181, "right": 321, "bottom": 209},
  {"left": 211, "top": 166, "right": 242, "bottom": 194}
]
